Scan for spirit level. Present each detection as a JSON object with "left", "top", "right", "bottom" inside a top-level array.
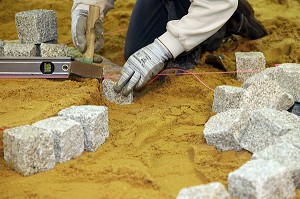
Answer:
[{"left": 0, "top": 57, "right": 103, "bottom": 79}]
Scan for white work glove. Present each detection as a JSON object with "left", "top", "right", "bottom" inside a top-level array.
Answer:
[
  {"left": 114, "top": 39, "right": 173, "bottom": 96},
  {"left": 71, "top": 4, "right": 104, "bottom": 53}
]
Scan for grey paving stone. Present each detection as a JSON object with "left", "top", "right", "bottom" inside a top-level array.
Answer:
[
  {"left": 32, "top": 116, "right": 84, "bottom": 163},
  {"left": 252, "top": 142, "right": 300, "bottom": 187},
  {"left": 3, "top": 125, "right": 55, "bottom": 176},
  {"left": 235, "top": 52, "right": 266, "bottom": 82},
  {"left": 212, "top": 86, "right": 244, "bottom": 113},
  {"left": 0, "top": 41, "right": 5, "bottom": 56},
  {"left": 15, "top": 9, "right": 58, "bottom": 44},
  {"left": 237, "top": 108, "right": 300, "bottom": 153},
  {"left": 4, "top": 44, "right": 36, "bottom": 57},
  {"left": 242, "top": 64, "right": 300, "bottom": 103},
  {"left": 204, "top": 109, "right": 249, "bottom": 151},
  {"left": 242, "top": 67, "right": 284, "bottom": 89},
  {"left": 277, "top": 128, "right": 300, "bottom": 149},
  {"left": 177, "top": 182, "right": 230, "bottom": 199},
  {"left": 102, "top": 79, "right": 133, "bottom": 105},
  {"left": 40, "top": 43, "right": 68, "bottom": 57},
  {"left": 240, "top": 76, "right": 294, "bottom": 111},
  {"left": 276, "top": 63, "right": 300, "bottom": 102},
  {"left": 228, "top": 159, "right": 295, "bottom": 199},
  {"left": 36, "top": 40, "right": 59, "bottom": 57},
  {"left": 58, "top": 105, "right": 109, "bottom": 152}
]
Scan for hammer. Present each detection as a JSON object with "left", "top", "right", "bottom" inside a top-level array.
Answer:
[{"left": 83, "top": 5, "right": 101, "bottom": 64}]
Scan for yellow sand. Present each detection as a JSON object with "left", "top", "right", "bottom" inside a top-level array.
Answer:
[{"left": 0, "top": 0, "right": 299, "bottom": 198}]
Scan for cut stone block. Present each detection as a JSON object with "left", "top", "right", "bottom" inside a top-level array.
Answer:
[
  {"left": 212, "top": 86, "right": 244, "bottom": 113},
  {"left": 58, "top": 105, "right": 109, "bottom": 152},
  {"left": 237, "top": 108, "right": 300, "bottom": 153},
  {"left": 235, "top": 52, "right": 266, "bottom": 82},
  {"left": 0, "top": 41, "right": 5, "bottom": 56},
  {"left": 32, "top": 116, "right": 84, "bottom": 163},
  {"left": 40, "top": 43, "right": 68, "bottom": 57},
  {"left": 252, "top": 142, "right": 300, "bottom": 187},
  {"left": 204, "top": 109, "right": 249, "bottom": 151},
  {"left": 276, "top": 128, "right": 300, "bottom": 150},
  {"left": 242, "top": 64, "right": 300, "bottom": 103},
  {"left": 35, "top": 40, "right": 58, "bottom": 56},
  {"left": 3, "top": 125, "right": 55, "bottom": 176},
  {"left": 177, "top": 182, "right": 230, "bottom": 199},
  {"left": 15, "top": 9, "right": 58, "bottom": 44},
  {"left": 228, "top": 159, "right": 295, "bottom": 199},
  {"left": 240, "top": 76, "right": 294, "bottom": 111},
  {"left": 4, "top": 44, "right": 36, "bottom": 57},
  {"left": 276, "top": 63, "right": 300, "bottom": 102},
  {"left": 242, "top": 67, "right": 284, "bottom": 89},
  {"left": 102, "top": 79, "right": 133, "bottom": 105}
]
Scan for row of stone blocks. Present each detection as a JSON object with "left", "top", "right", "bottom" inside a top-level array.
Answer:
[
  {"left": 3, "top": 105, "right": 109, "bottom": 176},
  {"left": 0, "top": 42, "right": 68, "bottom": 57},
  {"left": 0, "top": 9, "right": 67, "bottom": 57}
]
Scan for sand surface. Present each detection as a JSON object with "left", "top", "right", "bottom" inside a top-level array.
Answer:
[{"left": 0, "top": 0, "right": 299, "bottom": 198}]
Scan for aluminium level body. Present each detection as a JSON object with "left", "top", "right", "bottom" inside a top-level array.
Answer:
[{"left": 0, "top": 57, "right": 72, "bottom": 78}]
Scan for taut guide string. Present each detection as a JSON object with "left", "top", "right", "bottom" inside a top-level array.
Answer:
[{"left": 102, "top": 67, "right": 263, "bottom": 91}]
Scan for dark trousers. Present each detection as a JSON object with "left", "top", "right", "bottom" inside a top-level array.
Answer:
[{"left": 124, "top": 0, "right": 191, "bottom": 60}]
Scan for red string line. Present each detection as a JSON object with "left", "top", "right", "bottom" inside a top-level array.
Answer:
[
  {"left": 147, "top": 68, "right": 216, "bottom": 91},
  {"left": 103, "top": 68, "right": 262, "bottom": 91}
]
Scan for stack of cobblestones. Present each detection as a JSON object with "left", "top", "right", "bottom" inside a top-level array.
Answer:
[
  {"left": 0, "top": 10, "right": 67, "bottom": 57},
  {"left": 200, "top": 57, "right": 300, "bottom": 198},
  {"left": 175, "top": 53, "right": 299, "bottom": 199},
  {"left": 3, "top": 105, "right": 109, "bottom": 176}
]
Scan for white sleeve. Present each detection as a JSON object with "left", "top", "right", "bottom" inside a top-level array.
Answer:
[
  {"left": 72, "top": 0, "right": 115, "bottom": 19},
  {"left": 159, "top": 0, "right": 238, "bottom": 58}
]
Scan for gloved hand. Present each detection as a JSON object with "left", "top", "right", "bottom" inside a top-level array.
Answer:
[
  {"left": 71, "top": 5, "right": 104, "bottom": 53},
  {"left": 114, "top": 39, "right": 172, "bottom": 96}
]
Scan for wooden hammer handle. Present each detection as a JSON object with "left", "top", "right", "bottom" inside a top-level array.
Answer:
[{"left": 84, "top": 5, "right": 101, "bottom": 64}]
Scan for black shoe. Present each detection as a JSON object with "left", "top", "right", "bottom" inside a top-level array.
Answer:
[
  {"left": 226, "top": 0, "right": 268, "bottom": 39},
  {"left": 202, "top": 0, "right": 267, "bottom": 52},
  {"left": 164, "top": 45, "right": 202, "bottom": 70}
]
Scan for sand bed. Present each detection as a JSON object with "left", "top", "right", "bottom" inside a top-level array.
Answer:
[{"left": 0, "top": 0, "right": 299, "bottom": 198}]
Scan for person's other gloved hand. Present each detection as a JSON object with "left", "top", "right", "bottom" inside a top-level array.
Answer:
[
  {"left": 114, "top": 39, "right": 172, "bottom": 96},
  {"left": 71, "top": 5, "right": 104, "bottom": 53}
]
